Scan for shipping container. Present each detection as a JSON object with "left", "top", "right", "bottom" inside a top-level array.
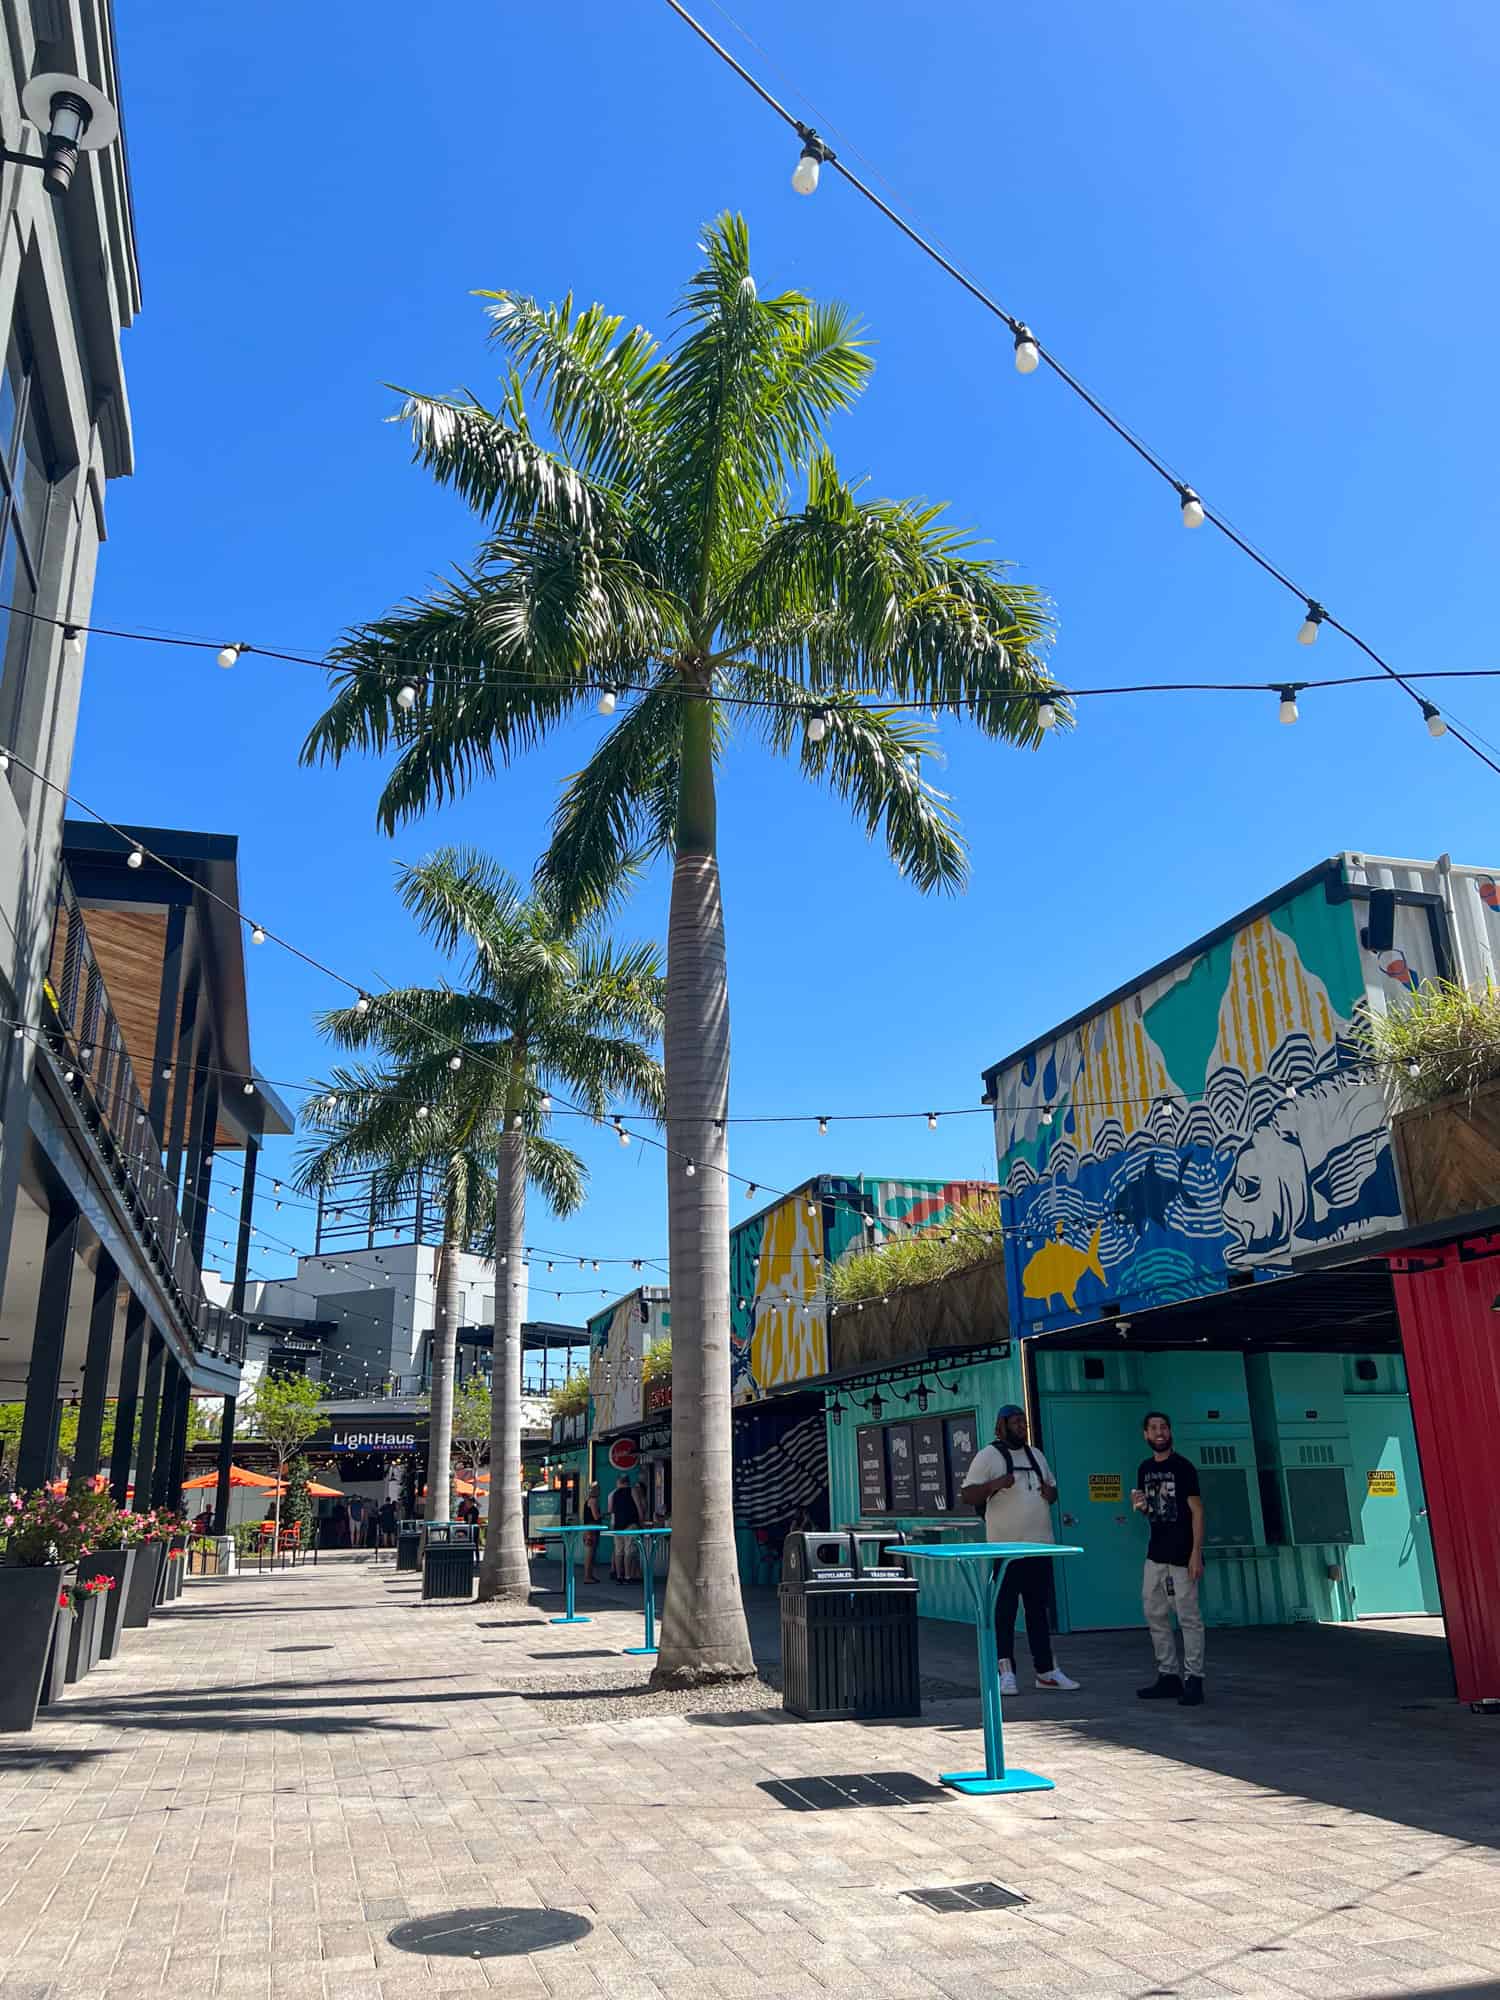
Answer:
[{"left": 984, "top": 852, "right": 1500, "bottom": 1338}]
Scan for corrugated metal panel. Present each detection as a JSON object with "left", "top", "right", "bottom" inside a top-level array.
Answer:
[
  {"left": 1342, "top": 850, "right": 1500, "bottom": 995},
  {"left": 1390, "top": 1239, "right": 1500, "bottom": 1704}
]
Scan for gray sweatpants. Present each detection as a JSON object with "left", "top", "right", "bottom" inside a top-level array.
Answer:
[{"left": 1143, "top": 1559, "right": 1205, "bottom": 1678}]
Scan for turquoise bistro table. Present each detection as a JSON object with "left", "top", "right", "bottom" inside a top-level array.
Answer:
[
  {"left": 539, "top": 1524, "right": 614, "bottom": 1625},
  {"left": 610, "top": 1527, "right": 672, "bottom": 1655},
  {"left": 890, "top": 1540, "right": 1084, "bottom": 1796}
]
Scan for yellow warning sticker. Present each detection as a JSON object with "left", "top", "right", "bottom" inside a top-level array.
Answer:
[
  {"left": 1366, "top": 1469, "right": 1398, "bottom": 1497},
  {"left": 1088, "top": 1473, "right": 1123, "bottom": 1503}
]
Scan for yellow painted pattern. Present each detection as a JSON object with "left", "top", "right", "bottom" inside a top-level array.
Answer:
[
  {"left": 749, "top": 1195, "right": 827, "bottom": 1392},
  {"left": 1213, "top": 918, "right": 1337, "bottom": 1074},
  {"left": 1069, "top": 997, "right": 1173, "bottom": 1158}
]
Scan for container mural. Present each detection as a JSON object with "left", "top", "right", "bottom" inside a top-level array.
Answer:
[
  {"left": 587, "top": 1288, "right": 669, "bottom": 1433},
  {"left": 992, "top": 863, "right": 1423, "bottom": 1335},
  {"left": 729, "top": 1176, "right": 994, "bottom": 1402}
]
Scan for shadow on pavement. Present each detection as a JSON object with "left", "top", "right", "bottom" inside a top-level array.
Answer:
[{"left": 874, "top": 1616, "right": 1500, "bottom": 1853}]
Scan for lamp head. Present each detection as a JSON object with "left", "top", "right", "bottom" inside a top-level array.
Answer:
[{"left": 21, "top": 72, "right": 119, "bottom": 196}]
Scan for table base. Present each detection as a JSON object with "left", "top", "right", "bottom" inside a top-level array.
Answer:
[
  {"left": 940, "top": 1767, "right": 1056, "bottom": 1796},
  {"left": 623, "top": 1644, "right": 657, "bottom": 1656},
  {"left": 550, "top": 1615, "right": 590, "bottom": 1626}
]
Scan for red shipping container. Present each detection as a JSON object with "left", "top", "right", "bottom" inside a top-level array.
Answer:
[{"left": 1391, "top": 1235, "right": 1500, "bottom": 1706}]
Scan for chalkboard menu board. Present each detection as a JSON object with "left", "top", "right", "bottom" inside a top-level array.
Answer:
[
  {"left": 857, "top": 1426, "right": 888, "bottom": 1514},
  {"left": 945, "top": 1412, "right": 980, "bottom": 1510},
  {"left": 853, "top": 1409, "right": 979, "bottom": 1518},
  {"left": 913, "top": 1418, "right": 949, "bottom": 1513},
  {"left": 886, "top": 1423, "right": 916, "bottom": 1513}
]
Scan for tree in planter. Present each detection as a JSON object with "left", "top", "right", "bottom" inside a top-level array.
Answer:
[
  {"left": 281, "top": 1456, "right": 314, "bottom": 1544},
  {"left": 295, "top": 849, "right": 662, "bottom": 1599},
  {"left": 302, "top": 217, "right": 1058, "bottom": 1679},
  {"left": 451, "top": 1377, "right": 491, "bottom": 1505},
  {"left": 243, "top": 1374, "right": 323, "bottom": 1557}
]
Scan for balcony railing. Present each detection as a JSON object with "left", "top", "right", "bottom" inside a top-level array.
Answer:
[{"left": 46, "top": 873, "right": 244, "bottom": 1366}]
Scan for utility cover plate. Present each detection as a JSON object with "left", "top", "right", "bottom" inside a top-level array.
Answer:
[
  {"left": 387, "top": 1908, "right": 591, "bottom": 1958},
  {"left": 904, "top": 1882, "right": 1029, "bottom": 1914},
  {"left": 759, "top": 1771, "right": 950, "bottom": 1812}
]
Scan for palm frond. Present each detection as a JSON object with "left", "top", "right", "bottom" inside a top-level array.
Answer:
[
  {"left": 535, "top": 684, "right": 686, "bottom": 925},
  {"left": 481, "top": 291, "right": 667, "bottom": 491},
  {"left": 524, "top": 1134, "right": 587, "bottom": 1217},
  {"left": 394, "top": 386, "right": 625, "bottom": 536},
  {"left": 745, "top": 669, "right": 967, "bottom": 892}
]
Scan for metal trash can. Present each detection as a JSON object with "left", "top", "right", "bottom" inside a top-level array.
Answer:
[
  {"left": 421, "top": 1520, "right": 478, "bottom": 1601},
  {"left": 779, "top": 1530, "right": 920, "bottom": 1721},
  {"left": 395, "top": 1519, "right": 423, "bottom": 1572}
]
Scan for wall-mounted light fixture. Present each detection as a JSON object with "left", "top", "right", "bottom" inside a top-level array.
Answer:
[{"left": 4, "top": 73, "right": 120, "bottom": 196}]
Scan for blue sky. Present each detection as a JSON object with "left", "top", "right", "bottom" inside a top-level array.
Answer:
[{"left": 74, "top": 0, "right": 1500, "bottom": 1313}]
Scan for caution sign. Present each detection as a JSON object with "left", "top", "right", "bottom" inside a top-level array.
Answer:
[
  {"left": 1088, "top": 1473, "right": 1123, "bottom": 1504},
  {"left": 1366, "top": 1469, "right": 1398, "bottom": 1497}
]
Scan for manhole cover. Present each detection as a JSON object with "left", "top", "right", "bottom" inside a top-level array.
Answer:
[
  {"left": 388, "top": 1908, "right": 591, "bottom": 1958},
  {"left": 904, "top": 1882, "right": 1028, "bottom": 1914}
]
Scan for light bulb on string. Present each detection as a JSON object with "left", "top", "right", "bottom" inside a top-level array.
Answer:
[
  {"left": 539, "top": 1094, "right": 552, "bottom": 1114},
  {"left": 1040, "top": 1105, "right": 1054, "bottom": 1127},
  {"left": 242, "top": 1080, "right": 254, "bottom": 1097},
  {"left": 63, "top": 625, "right": 82, "bottom": 655},
  {"left": 394, "top": 683, "right": 417, "bottom": 711},
  {"left": 1013, "top": 325, "right": 1040, "bottom": 374},
  {"left": 805, "top": 712, "right": 828, "bottom": 745},
  {"left": 1422, "top": 701, "right": 1448, "bottom": 739},
  {"left": 127, "top": 846, "right": 144, "bottom": 870},
  {"left": 685, "top": 1159, "right": 696, "bottom": 1177},
  {"left": 354, "top": 994, "right": 370, "bottom": 1015},
  {"left": 791, "top": 130, "right": 826, "bottom": 194},
  {"left": 598, "top": 688, "right": 617, "bottom": 716},
  {"left": 746, "top": 1183, "right": 757, "bottom": 1200},
  {"left": 448, "top": 1054, "right": 462, "bottom": 1071},
  {"left": 817, "top": 1116, "right": 828, "bottom": 1137},
  {"left": 250, "top": 925, "right": 266, "bottom": 945},
  {"left": 1277, "top": 686, "right": 1301, "bottom": 726},
  {"left": 1036, "top": 699, "right": 1057, "bottom": 732},
  {"left": 1297, "top": 602, "right": 1324, "bottom": 646},
  {"left": 217, "top": 643, "right": 243, "bottom": 669},
  {"left": 1178, "top": 486, "right": 1205, "bottom": 529},
  {"left": 926, "top": 1112, "right": 938, "bottom": 1131}
]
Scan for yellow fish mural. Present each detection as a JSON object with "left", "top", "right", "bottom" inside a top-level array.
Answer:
[{"left": 1022, "top": 1224, "right": 1105, "bottom": 1311}]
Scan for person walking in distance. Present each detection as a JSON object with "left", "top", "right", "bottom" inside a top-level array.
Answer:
[
  {"left": 608, "top": 1473, "right": 640, "bottom": 1582},
  {"left": 1133, "top": 1411, "right": 1207, "bottom": 1707},
  {"left": 960, "top": 1403, "right": 1079, "bottom": 1694}
]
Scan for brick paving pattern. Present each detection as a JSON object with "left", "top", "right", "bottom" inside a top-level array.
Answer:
[{"left": 2, "top": 1554, "right": 1499, "bottom": 2000}]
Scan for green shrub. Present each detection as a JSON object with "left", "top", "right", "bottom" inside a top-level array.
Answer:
[
  {"left": 1358, "top": 981, "right": 1500, "bottom": 1109},
  {"left": 827, "top": 1197, "right": 1004, "bottom": 1306},
  {"left": 549, "top": 1367, "right": 589, "bottom": 1417},
  {"left": 641, "top": 1335, "right": 672, "bottom": 1385}
]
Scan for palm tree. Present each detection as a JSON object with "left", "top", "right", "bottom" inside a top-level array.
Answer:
[
  {"left": 302, "top": 215, "right": 1058, "bottom": 1680},
  {"left": 293, "top": 848, "right": 663, "bottom": 1596}
]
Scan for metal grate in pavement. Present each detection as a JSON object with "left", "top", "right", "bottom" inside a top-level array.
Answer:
[
  {"left": 758, "top": 1771, "right": 952, "bottom": 1812},
  {"left": 903, "top": 1882, "right": 1029, "bottom": 1914},
  {"left": 387, "top": 1908, "right": 592, "bottom": 1958}
]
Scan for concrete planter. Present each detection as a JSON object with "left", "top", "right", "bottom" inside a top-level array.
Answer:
[
  {"left": 1391, "top": 1077, "right": 1500, "bottom": 1227},
  {"left": 77, "top": 1548, "right": 136, "bottom": 1659},
  {"left": 0, "top": 1566, "right": 66, "bottom": 1732},
  {"left": 65, "top": 1586, "right": 105, "bottom": 1683},
  {"left": 40, "top": 1586, "right": 73, "bottom": 1707},
  {"left": 123, "top": 1539, "right": 164, "bottom": 1628}
]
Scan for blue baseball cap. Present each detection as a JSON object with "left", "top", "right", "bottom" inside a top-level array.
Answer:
[{"left": 997, "top": 1404, "right": 1025, "bottom": 1420}]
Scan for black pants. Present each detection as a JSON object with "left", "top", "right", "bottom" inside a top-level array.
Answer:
[{"left": 994, "top": 1555, "right": 1054, "bottom": 1673}]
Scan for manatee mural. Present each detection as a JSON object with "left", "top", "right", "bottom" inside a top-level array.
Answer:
[{"left": 994, "top": 875, "right": 1407, "bottom": 1335}]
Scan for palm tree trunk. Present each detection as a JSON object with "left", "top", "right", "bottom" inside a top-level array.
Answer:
[
  {"left": 425, "top": 1198, "right": 462, "bottom": 1522},
  {"left": 479, "top": 1067, "right": 530, "bottom": 1601},
  {"left": 652, "top": 699, "right": 754, "bottom": 1686}
]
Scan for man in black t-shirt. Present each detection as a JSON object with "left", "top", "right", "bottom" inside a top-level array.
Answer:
[{"left": 1131, "top": 1411, "right": 1206, "bottom": 1707}]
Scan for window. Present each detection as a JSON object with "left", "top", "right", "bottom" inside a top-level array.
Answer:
[{"left": 0, "top": 337, "right": 54, "bottom": 758}]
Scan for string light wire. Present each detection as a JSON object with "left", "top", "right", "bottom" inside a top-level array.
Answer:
[{"left": 658, "top": 0, "right": 1500, "bottom": 782}]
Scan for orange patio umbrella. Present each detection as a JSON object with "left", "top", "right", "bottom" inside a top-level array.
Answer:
[{"left": 180, "top": 1465, "right": 279, "bottom": 1491}]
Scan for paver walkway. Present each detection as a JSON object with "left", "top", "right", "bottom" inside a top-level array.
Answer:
[{"left": 3, "top": 1553, "right": 1500, "bottom": 2000}]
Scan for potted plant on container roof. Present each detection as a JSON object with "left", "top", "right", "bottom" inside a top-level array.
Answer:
[{"left": 1361, "top": 981, "right": 1500, "bottom": 1226}]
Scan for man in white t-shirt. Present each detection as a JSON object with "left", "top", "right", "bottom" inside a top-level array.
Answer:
[{"left": 960, "top": 1404, "right": 1079, "bottom": 1696}]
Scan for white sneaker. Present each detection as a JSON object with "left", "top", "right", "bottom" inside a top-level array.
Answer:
[
  {"left": 999, "top": 1661, "right": 1019, "bottom": 1696},
  {"left": 1035, "top": 1668, "right": 1079, "bottom": 1690}
]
